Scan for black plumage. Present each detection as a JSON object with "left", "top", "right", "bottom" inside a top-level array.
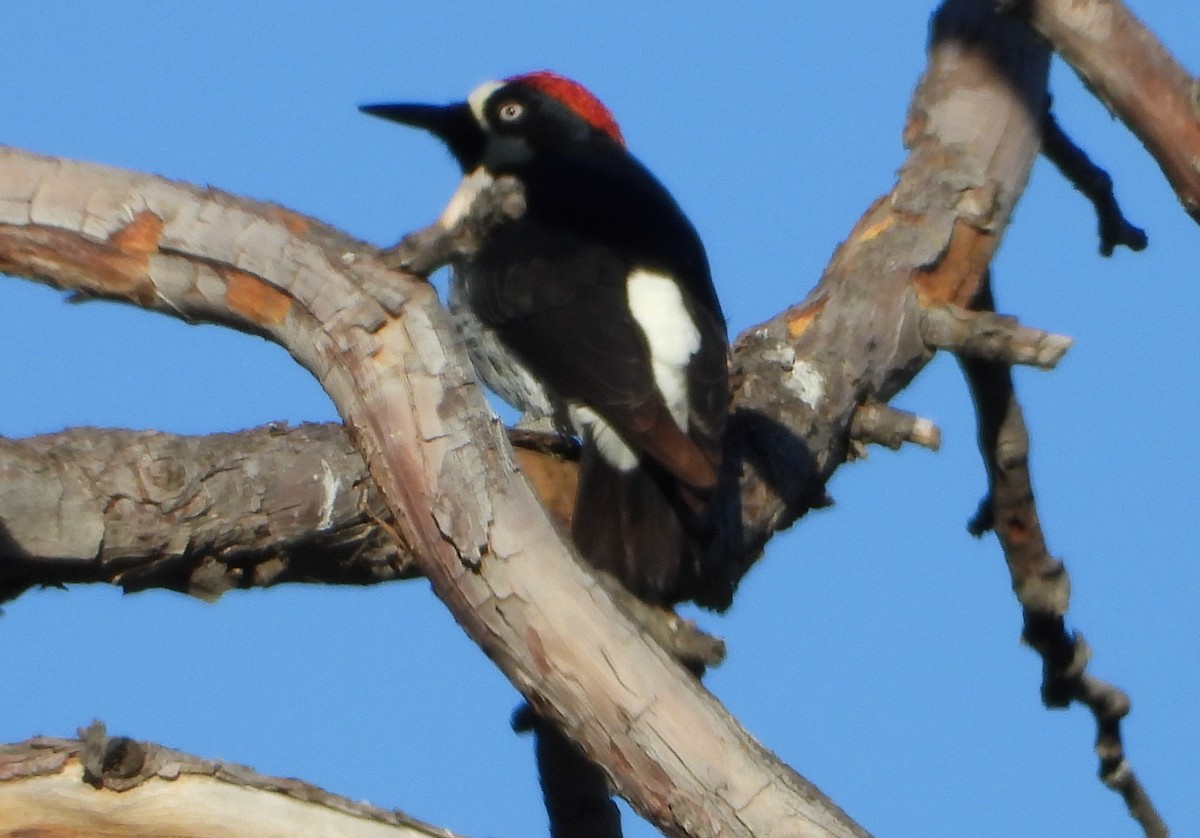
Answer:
[{"left": 362, "top": 73, "right": 728, "bottom": 605}]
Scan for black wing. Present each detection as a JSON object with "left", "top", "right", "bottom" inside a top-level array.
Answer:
[{"left": 472, "top": 142, "right": 728, "bottom": 485}]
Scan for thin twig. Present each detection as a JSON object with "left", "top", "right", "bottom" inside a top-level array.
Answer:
[
  {"left": 1041, "top": 107, "right": 1148, "bottom": 256},
  {"left": 959, "top": 284, "right": 1166, "bottom": 837}
]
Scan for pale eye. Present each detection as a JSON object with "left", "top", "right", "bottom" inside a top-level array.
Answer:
[{"left": 497, "top": 101, "right": 524, "bottom": 122}]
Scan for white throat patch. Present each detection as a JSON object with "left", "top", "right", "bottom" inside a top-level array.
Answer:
[{"left": 437, "top": 167, "right": 494, "bottom": 229}]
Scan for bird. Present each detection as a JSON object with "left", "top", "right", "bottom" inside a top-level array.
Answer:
[{"left": 361, "top": 71, "right": 728, "bottom": 606}]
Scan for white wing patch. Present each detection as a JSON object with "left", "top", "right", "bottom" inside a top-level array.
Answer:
[
  {"left": 626, "top": 269, "right": 701, "bottom": 430},
  {"left": 570, "top": 405, "right": 639, "bottom": 472}
]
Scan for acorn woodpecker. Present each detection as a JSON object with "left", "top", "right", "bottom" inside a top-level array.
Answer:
[{"left": 362, "top": 72, "right": 728, "bottom": 605}]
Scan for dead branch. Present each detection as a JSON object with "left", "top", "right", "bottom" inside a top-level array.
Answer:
[
  {"left": 0, "top": 423, "right": 415, "bottom": 602},
  {"left": 1040, "top": 107, "right": 1148, "bottom": 255},
  {"left": 850, "top": 403, "right": 941, "bottom": 452},
  {"left": 715, "top": 0, "right": 1051, "bottom": 601},
  {"left": 380, "top": 174, "right": 527, "bottom": 276},
  {"left": 0, "top": 423, "right": 723, "bottom": 671},
  {"left": 0, "top": 723, "right": 462, "bottom": 838},
  {"left": 958, "top": 282, "right": 1167, "bottom": 836},
  {"left": 0, "top": 152, "right": 863, "bottom": 836},
  {"left": 1021, "top": 0, "right": 1200, "bottom": 223},
  {"left": 920, "top": 304, "right": 1072, "bottom": 369},
  {"left": 0, "top": 423, "right": 568, "bottom": 602}
]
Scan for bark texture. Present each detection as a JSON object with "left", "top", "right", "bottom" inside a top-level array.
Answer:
[
  {"left": 0, "top": 122, "right": 862, "bottom": 838},
  {"left": 0, "top": 724, "right": 461, "bottom": 838},
  {"left": 0, "top": 423, "right": 414, "bottom": 602},
  {"left": 1024, "top": 0, "right": 1200, "bottom": 222},
  {"left": 0, "top": 424, "right": 579, "bottom": 604}
]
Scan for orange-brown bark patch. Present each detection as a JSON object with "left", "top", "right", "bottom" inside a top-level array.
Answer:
[
  {"left": 787, "top": 296, "right": 828, "bottom": 339},
  {"left": 525, "top": 626, "right": 552, "bottom": 677},
  {"left": 0, "top": 224, "right": 156, "bottom": 305},
  {"left": 267, "top": 205, "right": 311, "bottom": 236},
  {"left": 912, "top": 219, "right": 995, "bottom": 307},
  {"left": 856, "top": 214, "right": 896, "bottom": 244},
  {"left": 107, "top": 210, "right": 163, "bottom": 256},
  {"left": 514, "top": 446, "right": 579, "bottom": 530},
  {"left": 223, "top": 268, "right": 292, "bottom": 326},
  {"left": 842, "top": 195, "right": 890, "bottom": 245},
  {"left": 902, "top": 106, "right": 928, "bottom": 148},
  {"left": 823, "top": 194, "right": 891, "bottom": 277}
]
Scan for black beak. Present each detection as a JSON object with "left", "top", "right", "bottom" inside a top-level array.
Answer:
[{"left": 359, "top": 102, "right": 484, "bottom": 173}]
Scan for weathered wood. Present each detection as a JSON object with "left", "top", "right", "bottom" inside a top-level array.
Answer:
[
  {"left": 0, "top": 727, "right": 462, "bottom": 838},
  {"left": 722, "top": 0, "right": 1050, "bottom": 586},
  {"left": 0, "top": 142, "right": 863, "bottom": 838},
  {"left": 1023, "top": 0, "right": 1200, "bottom": 222},
  {"left": 0, "top": 424, "right": 415, "bottom": 602},
  {"left": 958, "top": 283, "right": 1166, "bottom": 837},
  {"left": 0, "top": 2, "right": 1051, "bottom": 835}
]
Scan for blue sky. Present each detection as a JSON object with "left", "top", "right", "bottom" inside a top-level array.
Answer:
[{"left": 2, "top": 3, "right": 1197, "bottom": 836}]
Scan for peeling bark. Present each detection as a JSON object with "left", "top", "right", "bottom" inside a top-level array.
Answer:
[
  {"left": 0, "top": 423, "right": 414, "bottom": 602},
  {"left": 0, "top": 725, "right": 462, "bottom": 838},
  {"left": 721, "top": 0, "right": 1050, "bottom": 588},
  {"left": 0, "top": 136, "right": 863, "bottom": 838}
]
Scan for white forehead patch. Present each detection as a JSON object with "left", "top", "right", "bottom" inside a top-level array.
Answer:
[
  {"left": 467, "top": 79, "right": 533, "bottom": 167},
  {"left": 467, "top": 80, "right": 503, "bottom": 127}
]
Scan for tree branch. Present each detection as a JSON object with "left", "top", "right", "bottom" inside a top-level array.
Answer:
[
  {"left": 849, "top": 403, "right": 941, "bottom": 452},
  {"left": 711, "top": 0, "right": 1051, "bottom": 608},
  {"left": 0, "top": 423, "right": 725, "bottom": 672},
  {"left": 920, "top": 304, "right": 1072, "bottom": 369},
  {"left": 0, "top": 148, "right": 864, "bottom": 835},
  {"left": 1040, "top": 106, "right": 1148, "bottom": 255},
  {"left": 1021, "top": 0, "right": 1200, "bottom": 223},
  {"left": 0, "top": 423, "right": 573, "bottom": 602},
  {"left": 0, "top": 724, "right": 463, "bottom": 838},
  {"left": 958, "top": 281, "right": 1167, "bottom": 836},
  {"left": 0, "top": 423, "right": 416, "bottom": 602}
]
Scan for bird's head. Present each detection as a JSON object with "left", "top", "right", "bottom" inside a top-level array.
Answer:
[{"left": 361, "top": 71, "right": 625, "bottom": 173}]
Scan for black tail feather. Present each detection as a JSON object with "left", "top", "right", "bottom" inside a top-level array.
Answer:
[{"left": 571, "top": 447, "right": 709, "bottom": 606}]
